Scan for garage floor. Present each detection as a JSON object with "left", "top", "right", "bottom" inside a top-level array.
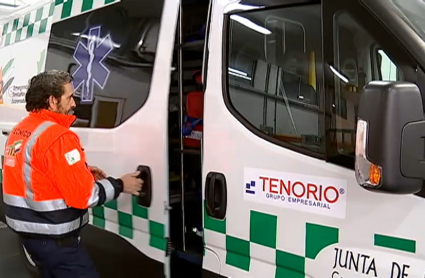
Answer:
[{"left": 0, "top": 223, "right": 31, "bottom": 278}]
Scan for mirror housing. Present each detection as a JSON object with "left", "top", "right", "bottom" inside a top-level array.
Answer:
[{"left": 355, "top": 81, "right": 424, "bottom": 194}]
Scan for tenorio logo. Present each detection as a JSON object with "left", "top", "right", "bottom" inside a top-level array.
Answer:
[
  {"left": 243, "top": 168, "right": 348, "bottom": 219},
  {"left": 259, "top": 176, "right": 343, "bottom": 204}
]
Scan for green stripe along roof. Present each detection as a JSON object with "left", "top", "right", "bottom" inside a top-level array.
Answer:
[{"left": 0, "top": 0, "right": 119, "bottom": 48}]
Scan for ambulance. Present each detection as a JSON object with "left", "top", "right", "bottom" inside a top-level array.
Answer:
[{"left": 0, "top": 0, "right": 424, "bottom": 277}]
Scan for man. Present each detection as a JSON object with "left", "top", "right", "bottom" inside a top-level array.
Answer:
[{"left": 2, "top": 70, "right": 143, "bottom": 278}]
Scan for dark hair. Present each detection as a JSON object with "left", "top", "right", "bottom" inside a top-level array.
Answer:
[{"left": 25, "top": 70, "right": 73, "bottom": 112}]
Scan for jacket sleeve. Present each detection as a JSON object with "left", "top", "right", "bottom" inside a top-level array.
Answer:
[{"left": 43, "top": 132, "right": 123, "bottom": 209}]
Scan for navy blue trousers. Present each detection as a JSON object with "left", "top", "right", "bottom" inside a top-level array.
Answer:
[{"left": 21, "top": 235, "right": 99, "bottom": 278}]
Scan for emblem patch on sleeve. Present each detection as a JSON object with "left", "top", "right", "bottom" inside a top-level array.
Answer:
[
  {"left": 65, "top": 149, "right": 81, "bottom": 165},
  {"left": 4, "top": 140, "right": 23, "bottom": 167}
]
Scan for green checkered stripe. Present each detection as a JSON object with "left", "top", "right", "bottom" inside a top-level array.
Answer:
[
  {"left": 1, "top": 2, "right": 55, "bottom": 47},
  {"left": 90, "top": 197, "right": 166, "bottom": 252},
  {"left": 1, "top": 0, "right": 119, "bottom": 48},
  {"left": 0, "top": 163, "right": 417, "bottom": 265},
  {"left": 53, "top": 0, "right": 119, "bottom": 23},
  {"left": 204, "top": 207, "right": 417, "bottom": 277}
]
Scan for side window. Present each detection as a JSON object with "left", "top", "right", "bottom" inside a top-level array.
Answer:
[
  {"left": 373, "top": 46, "right": 402, "bottom": 81},
  {"left": 331, "top": 12, "right": 403, "bottom": 156},
  {"left": 45, "top": 0, "right": 164, "bottom": 128},
  {"left": 227, "top": 4, "right": 325, "bottom": 153},
  {"left": 378, "top": 50, "right": 399, "bottom": 80}
]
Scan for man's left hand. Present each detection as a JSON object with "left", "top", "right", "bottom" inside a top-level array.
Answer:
[{"left": 89, "top": 166, "right": 107, "bottom": 180}]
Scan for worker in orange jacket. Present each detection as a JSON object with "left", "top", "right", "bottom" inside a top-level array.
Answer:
[{"left": 2, "top": 70, "right": 143, "bottom": 278}]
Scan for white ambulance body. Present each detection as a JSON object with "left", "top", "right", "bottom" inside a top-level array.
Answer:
[{"left": 0, "top": 0, "right": 424, "bottom": 277}]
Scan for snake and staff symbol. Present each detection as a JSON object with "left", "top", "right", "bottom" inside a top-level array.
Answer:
[{"left": 72, "top": 26, "right": 114, "bottom": 104}]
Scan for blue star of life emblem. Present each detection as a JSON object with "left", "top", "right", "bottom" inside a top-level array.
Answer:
[{"left": 72, "top": 26, "right": 114, "bottom": 104}]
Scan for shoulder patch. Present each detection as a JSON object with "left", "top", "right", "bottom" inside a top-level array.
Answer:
[{"left": 65, "top": 149, "right": 81, "bottom": 165}]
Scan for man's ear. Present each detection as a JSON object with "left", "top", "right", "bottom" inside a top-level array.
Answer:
[{"left": 47, "top": 95, "right": 58, "bottom": 108}]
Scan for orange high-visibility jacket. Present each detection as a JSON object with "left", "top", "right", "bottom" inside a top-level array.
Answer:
[{"left": 2, "top": 109, "right": 123, "bottom": 238}]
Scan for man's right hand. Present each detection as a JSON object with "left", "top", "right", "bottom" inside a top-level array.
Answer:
[{"left": 120, "top": 171, "right": 144, "bottom": 196}]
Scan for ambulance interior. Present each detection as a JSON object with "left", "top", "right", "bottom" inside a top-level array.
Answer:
[{"left": 166, "top": 0, "right": 209, "bottom": 274}]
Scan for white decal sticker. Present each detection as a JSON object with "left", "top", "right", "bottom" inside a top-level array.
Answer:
[
  {"left": 244, "top": 167, "right": 347, "bottom": 219},
  {"left": 309, "top": 245, "right": 425, "bottom": 277},
  {"left": 65, "top": 149, "right": 81, "bottom": 166}
]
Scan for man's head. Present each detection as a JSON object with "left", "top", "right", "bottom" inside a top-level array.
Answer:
[{"left": 25, "top": 70, "right": 76, "bottom": 115}]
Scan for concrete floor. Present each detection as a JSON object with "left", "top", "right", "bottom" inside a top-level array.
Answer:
[
  {"left": 0, "top": 222, "right": 203, "bottom": 278},
  {"left": 0, "top": 223, "right": 31, "bottom": 278}
]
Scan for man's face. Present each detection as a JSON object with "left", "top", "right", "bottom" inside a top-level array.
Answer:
[{"left": 50, "top": 82, "right": 76, "bottom": 115}]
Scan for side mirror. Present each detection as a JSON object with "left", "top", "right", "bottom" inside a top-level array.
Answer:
[{"left": 355, "top": 81, "right": 424, "bottom": 194}]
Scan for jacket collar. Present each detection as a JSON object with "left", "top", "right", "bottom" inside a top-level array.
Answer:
[{"left": 30, "top": 109, "right": 76, "bottom": 128}]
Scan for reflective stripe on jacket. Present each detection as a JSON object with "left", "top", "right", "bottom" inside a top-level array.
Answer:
[{"left": 2, "top": 109, "right": 123, "bottom": 237}]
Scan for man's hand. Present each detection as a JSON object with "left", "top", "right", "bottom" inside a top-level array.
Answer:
[
  {"left": 120, "top": 171, "right": 144, "bottom": 196},
  {"left": 89, "top": 166, "right": 107, "bottom": 180}
]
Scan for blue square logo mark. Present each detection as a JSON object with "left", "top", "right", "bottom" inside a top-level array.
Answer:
[{"left": 245, "top": 181, "right": 255, "bottom": 195}]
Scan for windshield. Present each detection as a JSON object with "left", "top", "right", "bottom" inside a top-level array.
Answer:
[{"left": 388, "top": 0, "right": 425, "bottom": 41}]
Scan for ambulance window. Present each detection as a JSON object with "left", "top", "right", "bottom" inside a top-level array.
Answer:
[
  {"left": 45, "top": 0, "right": 164, "bottom": 128},
  {"left": 332, "top": 12, "right": 404, "bottom": 157},
  {"left": 373, "top": 46, "right": 402, "bottom": 81},
  {"left": 226, "top": 4, "right": 325, "bottom": 154}
]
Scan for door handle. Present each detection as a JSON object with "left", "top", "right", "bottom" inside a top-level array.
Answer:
[
  {"left": 205, "top": 172, "right": 227, "bottom": 220},
  {"left": 136, "top": 165, "right": 152, "bottom": 207},
  {"left": 2, "top": 130, "right": 10, "bottom": 136}
]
